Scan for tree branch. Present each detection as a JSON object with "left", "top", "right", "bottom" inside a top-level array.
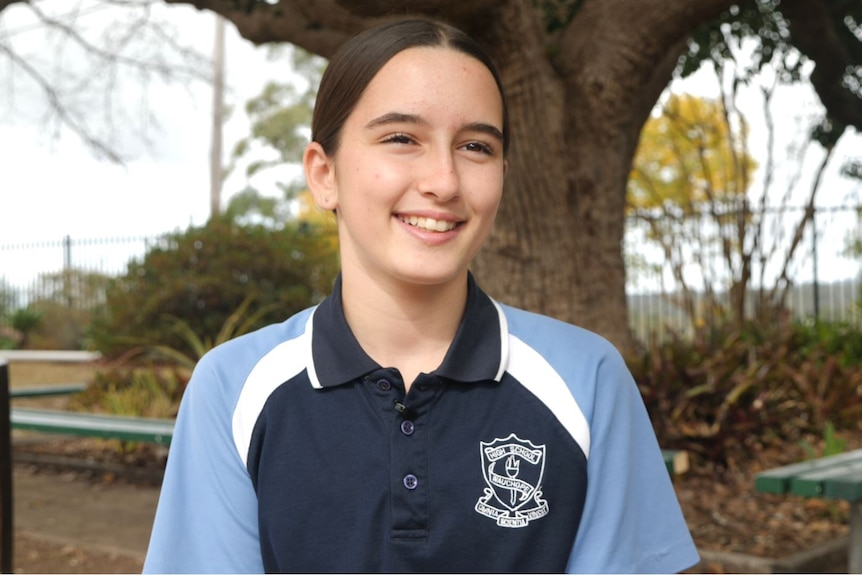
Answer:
[
  {"left": 0, "top": 0, "right": 25, "bottom": 12},
  {"left": 162, "top": 0, "right": 507, "bottom": 56},
  {"left": 26, "top": 1, "right": 210, "bottom": 82},
  {"left": 0, "top": 41, "right": 124, "bottom": 162},
  {"left": 1, "top": 1, "right": 213, "bottom": 163},
  {"left": 781, "top": 0, "right": 862, "bottom": 131}
]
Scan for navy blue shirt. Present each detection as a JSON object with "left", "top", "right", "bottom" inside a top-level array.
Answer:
[{"left": 144, "top": 275, "right": 699, "bottom": 573}]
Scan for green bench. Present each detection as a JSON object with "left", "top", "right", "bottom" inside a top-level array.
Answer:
[
  {"left": 755, "top": 449, "right": 862, "bottom": 573},
  {"left": 2, "top": 361, "right": 174, "bottom": 573},
  {"left": 10, "top": 407, "right": 174, "bottom": 445},
  {"left": 10, "top": 383, "right": 88, "bottom": 398},
  {"left": 10, "top": 381, "right": 173, "bottom": 444}
]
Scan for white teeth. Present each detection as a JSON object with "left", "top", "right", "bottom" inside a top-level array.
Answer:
[{"left": 401, "top": 215, "right": 457, "bottom": 232}]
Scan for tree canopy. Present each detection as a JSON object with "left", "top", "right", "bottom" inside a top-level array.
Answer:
[{"left": 2, "top": 0, "right": 860, "bottom": 352}]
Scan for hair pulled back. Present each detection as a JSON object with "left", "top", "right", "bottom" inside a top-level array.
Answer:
[{"left": 311, "top": 18, "right": 510, "bottom": 157}]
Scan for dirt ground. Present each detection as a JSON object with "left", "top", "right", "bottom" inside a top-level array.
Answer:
[
  {"left": 6, "top": 359, "right": 156, "bottom": 573},
  {"left": 11, "top": 464, "right": 155, "bottom": 574}
]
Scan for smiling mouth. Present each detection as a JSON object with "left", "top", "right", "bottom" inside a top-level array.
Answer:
[{"left": 398, "top": 215, "right": 459, "bottom": 232}]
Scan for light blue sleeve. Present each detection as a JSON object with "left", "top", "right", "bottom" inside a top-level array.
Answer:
[
  {"left": 143, "top": 348, "right": 264, "bottom": 574},
  {"left": 566, "top": 345, "right": 700, "bottom": 573}
]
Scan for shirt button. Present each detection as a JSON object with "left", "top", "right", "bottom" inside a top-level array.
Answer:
[
  {"left": 403, "top": 474, "right": 419, "bottom": 490},
  {"left": 400, "top": 420, "right": 415, "bottom": 435},
  {"left": 376, "top": 379, "right": 391, "bottom": 391}
]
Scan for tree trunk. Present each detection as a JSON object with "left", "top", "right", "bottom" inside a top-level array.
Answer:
[{"left": 471, "top": 0, "right": 730, "bottom": 352}]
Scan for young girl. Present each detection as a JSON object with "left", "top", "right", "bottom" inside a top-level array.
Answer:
[{"left": 144, "top": 18, "right": 699, "bottom": 574}]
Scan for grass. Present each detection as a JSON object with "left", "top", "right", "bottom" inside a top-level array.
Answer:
[{"left": 9, "top": 361, "right": 99, "bottom": 388}]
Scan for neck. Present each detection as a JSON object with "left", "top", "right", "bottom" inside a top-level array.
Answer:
[{"left": 340, "top": 269, "right": 468, "bottom": 390}]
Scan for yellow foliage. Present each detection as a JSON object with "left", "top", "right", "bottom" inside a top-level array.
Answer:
[{"left": 628, "top": 93, "right": 758, "bottom": 213}]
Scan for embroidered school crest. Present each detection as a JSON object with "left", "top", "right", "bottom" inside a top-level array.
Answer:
[{"left": 474, "top": 433, "right": 549, "bottom": 528}]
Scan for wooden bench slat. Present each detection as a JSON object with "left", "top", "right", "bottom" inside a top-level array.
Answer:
[
  {"left": 790, "top": 460, "right": 862, "bottom": 498},
  {"left": 755, "top": 447, "right": 862, "bottom": 574},
  {"left": 661, "top": 449, "right": 689, "bottom": 475},
  {"left": 9, "top": 383, "right": 88, "bottom": 398},
  {"left": 11, "top": 408, "right": 174, "bottom": 445},
  {"left": 824, "top": 474, "right": 862, "bottom": 502},
  {"left": 755, "top": 450, "right": 862, "bottom": 494}
]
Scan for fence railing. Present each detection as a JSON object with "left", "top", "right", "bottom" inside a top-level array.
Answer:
[
  {"left": 1, "top": 235, "right": 155, "bottom": 313},
  {"left": 1, "top": 225, "right": 861, "bottom": 346}
]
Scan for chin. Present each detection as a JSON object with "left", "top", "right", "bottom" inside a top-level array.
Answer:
[{"left": 394, "top": 265, "right": 467, "bottom": 288}]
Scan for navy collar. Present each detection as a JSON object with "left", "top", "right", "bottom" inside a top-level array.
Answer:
[{"left": 309, "top": 273, "right": 508, "bottom": 388}]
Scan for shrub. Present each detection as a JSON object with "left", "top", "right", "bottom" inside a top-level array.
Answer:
[
  {"left": 88, "top": 218, "right": 339, "bottom": 359},
  {"left": 71, "top": 364, "right": 187, "bottom": 419},
  {"left": 26, "top": 301, "right": 93, "bottom": 350},
  {"left": 10, "top": 307, "right": 42, "bottom": 348},
  {"left": 630, "top": 319, "right": 862, "bottom": 468}
]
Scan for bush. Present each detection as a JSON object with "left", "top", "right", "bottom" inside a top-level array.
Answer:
[
  {"left": 71, "top": 363, "right": 187, "bottom": 419},
  {"left": 26, "top": 301, "right": 92, "bottom": 350},
  {"left": 88, "top": 218, "right": 339, "bottom": 359},
  {"left": 630, "top": 319, "right": 862, "bottom": 468}
]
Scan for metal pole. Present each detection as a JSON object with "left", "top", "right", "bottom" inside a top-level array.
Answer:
[
  {"left": 850, "top": 502, "right": 861, "bottom": 574},
  {"left": 63, "top": 234, "right": 71, "bottom": 270},
  {"left": 811, "top": 209, "right": 820, "bottom": 321},
  {"left": 0, "top": 360, "right": 13, "bottom": 574},
  {"left": 210, "top": 14, "right": 226, "bottom": 219}
]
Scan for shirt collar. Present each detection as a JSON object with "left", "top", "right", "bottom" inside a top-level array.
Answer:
[{"left": 309, "top": 273, "right": 509, "bottom": 388}]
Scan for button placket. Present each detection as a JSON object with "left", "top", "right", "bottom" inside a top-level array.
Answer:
[{"left": 388, "top": 373, "right": 439, "bottom": 535}]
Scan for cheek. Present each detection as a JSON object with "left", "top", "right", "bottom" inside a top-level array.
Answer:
[{"left": 476, "top": 174, "right": 504, "bottom": 214}]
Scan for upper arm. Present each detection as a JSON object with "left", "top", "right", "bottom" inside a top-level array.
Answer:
[{"left": 144, "top": 354, "right": 264, "bottom": 574}]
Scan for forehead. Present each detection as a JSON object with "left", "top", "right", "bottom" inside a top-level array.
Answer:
[{"left": 350, "top": 46, "right": 504, "bottom": 126}]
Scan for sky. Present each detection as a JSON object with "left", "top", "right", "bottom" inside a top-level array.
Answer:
[
  {"left": 0, "top": 2, "right": 860, "bottom": 290},
  {"left": 1, "top": 1, "right": 293, "bottom": 245}
]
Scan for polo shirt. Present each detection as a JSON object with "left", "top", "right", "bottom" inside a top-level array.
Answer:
[{"left": 143, "top": 274, "right": 699, "bottom": 574}]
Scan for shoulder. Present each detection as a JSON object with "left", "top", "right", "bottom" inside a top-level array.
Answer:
[
  {"left": 497, "top": 304, "right": 634, "bottom": 427},
  {"left": 199, "top": 306, "right": 315, "bottom": 373},
  {"left": 499, "top": 304, "right": 622, "bottom": 363},
  {"left": 183, "top": 306, "right": 315, "bottom": 411}
]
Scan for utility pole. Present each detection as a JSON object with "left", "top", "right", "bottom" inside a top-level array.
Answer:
[{"left": 210, "top": 14, "right": 226, "bottom": 219}]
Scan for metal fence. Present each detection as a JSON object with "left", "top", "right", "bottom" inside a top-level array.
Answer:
[
  {"left": 626, "top": 202, "right": 862, "bottom": 341},
  {"left": 1, "top": 208, "right": 861, "bottom": 346},
  {"left": 0, "top": 235, "right": 155, "bottom": 314}
]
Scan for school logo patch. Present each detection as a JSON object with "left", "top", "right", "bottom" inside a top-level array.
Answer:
[{"left": 475, "top": 433, "right": 549, "bottom": 528}]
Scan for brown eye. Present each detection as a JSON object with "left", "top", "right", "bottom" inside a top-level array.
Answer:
[
  {"left": 383, "top": 133, "right": 413, "bottom": 145},
  {"left": 463, "top": 141, "right": 494, "bottom": 155}
]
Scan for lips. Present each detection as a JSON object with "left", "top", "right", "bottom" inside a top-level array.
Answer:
[{"left": 398, "top": 215, "right": 459, "bottom": 232}]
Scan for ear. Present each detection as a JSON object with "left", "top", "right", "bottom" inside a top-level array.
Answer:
[
  {"left": 503, "top": 159, "right": 509, "bottom": 177},
  {"left": 303, "top": 142, "right": 338, "bottom": 211}
]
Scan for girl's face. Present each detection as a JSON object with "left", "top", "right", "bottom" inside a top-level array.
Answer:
[{"left": 306, "top": 46, "right": 506, "bottom": 291}]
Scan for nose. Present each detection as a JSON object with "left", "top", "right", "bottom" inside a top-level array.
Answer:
[{"left": 416, "top": 147, "right": 459, "bottom": 201}]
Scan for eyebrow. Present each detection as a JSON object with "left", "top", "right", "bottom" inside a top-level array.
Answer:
[{"left": 364, "top": 112, "right": 504, "bottom": 143}]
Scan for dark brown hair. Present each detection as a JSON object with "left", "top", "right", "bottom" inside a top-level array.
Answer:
[{"left": 311, "top": 18, "right": 510, "bottom": 157}]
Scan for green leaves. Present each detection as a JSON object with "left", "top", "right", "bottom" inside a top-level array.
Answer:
[
  {"left": 149, "top": 293, "right": 279, "bottom": 370},
  {"left": 88, "top": 219, "right": 339, "bottom": 360},
  {"left": 227, "top": 44, "right": 325, "bottom": 198},
  {"left": 632, "top": 319, "right": 862, "bottom": 468}
]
